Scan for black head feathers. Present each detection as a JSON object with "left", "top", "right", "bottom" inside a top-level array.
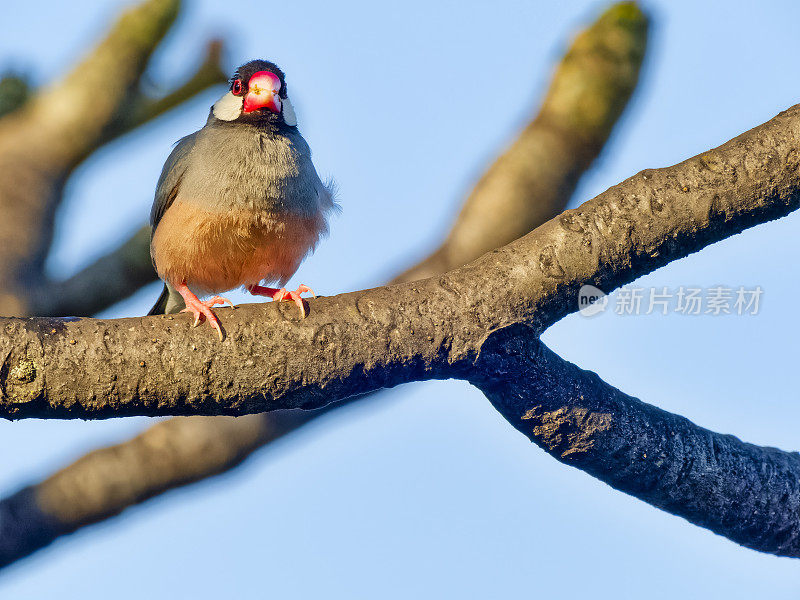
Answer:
[{"left": 230, "top": 60, "right": 288, "bottom": 99}]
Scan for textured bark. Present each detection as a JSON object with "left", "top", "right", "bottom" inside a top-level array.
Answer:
[
  {"left": 0, "top": 101, "right": 799, "bottom": 418},
  {"left": 473, "top": 328, "right": 800, "bottom": 558}
]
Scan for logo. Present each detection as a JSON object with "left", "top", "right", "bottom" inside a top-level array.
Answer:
[{"left": 578, "top": 284, "right": 608, "bottom": 317}]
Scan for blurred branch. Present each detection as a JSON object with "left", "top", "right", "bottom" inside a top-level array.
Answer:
[
  {"left": 0, "top": 0, "right": 181, "bottom": 316},
  {"left": 396, "top": 2, "right": 646, "bottom": 282},
  {"left": 31, "top": 226, "right": 153, "bottom": 317},
  {"left": 0, "top": 413, "right": 289, "bottom": 562},
  {"left": 101, "top": 38, "right": 227, "bottom": 146},
  {"left": 0, "top": 1, "right": 650, "bottom": 566},
  {"left": 0, "top": 73, "right": 30, "bottom": 120}
]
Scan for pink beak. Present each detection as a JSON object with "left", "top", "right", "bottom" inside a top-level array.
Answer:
[{"left": 243, "top": 71, "right": 282, "bottom": 114}]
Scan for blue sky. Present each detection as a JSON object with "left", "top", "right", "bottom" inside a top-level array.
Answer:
[{"left": 0, "top": 0, "right": 799, "bottom": 597}]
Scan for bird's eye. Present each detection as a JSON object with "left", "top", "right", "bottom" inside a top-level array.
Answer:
[{"left": 231, "top": 79, "right": 243, "bottom": 95}]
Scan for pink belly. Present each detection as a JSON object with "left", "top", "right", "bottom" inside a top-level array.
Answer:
[{"left": 151, "top": 201, "right": 325, "bottom": 294}]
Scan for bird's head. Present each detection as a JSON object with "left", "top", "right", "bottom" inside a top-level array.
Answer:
[{"left": 211, "top": 60, "right": 297, "bottom": 127}]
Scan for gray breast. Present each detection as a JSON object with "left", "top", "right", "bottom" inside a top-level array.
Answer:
[{"left": 177, "top": 124, "right": 327, "bottom": 217}]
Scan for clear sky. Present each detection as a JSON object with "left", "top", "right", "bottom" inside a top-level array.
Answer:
[{"left": 0, "top": 0, "right": 799, "bottom": 597}]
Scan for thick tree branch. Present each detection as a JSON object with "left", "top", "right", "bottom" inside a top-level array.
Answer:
[
  {"left": 473, "top": 328, "right": 800, "bottom": 558},
  {"left": 1, "top": 101, "right": 799, "bottom": 419}
]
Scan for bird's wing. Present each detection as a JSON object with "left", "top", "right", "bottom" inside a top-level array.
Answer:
[{"left": 149, "top": 132, "right": 199, "bottom": 232}]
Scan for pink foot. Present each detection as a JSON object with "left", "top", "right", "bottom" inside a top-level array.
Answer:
[
  {"left": 174, "top": 282, "right": 233, "bottom": 340},
  {"left": 247, "top": 284, "right": 315, "bottom": 318}
]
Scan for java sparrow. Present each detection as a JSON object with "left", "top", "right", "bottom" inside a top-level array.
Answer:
[{"left": 148, "top": 60, "right": 337, "bottom": 339}]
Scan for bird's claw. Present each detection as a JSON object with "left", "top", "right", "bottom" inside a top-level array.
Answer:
[
  {"left": 179, "top": 295, "right": 233, "bottom": 340},
  {"left": 247, "top": 284, "right": 314, "bottom": 318}
]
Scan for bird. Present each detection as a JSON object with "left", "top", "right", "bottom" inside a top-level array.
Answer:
[{"left": 148, "top": 59, "right": 337, "bottom": 340}]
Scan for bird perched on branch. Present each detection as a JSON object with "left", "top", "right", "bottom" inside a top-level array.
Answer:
[{"left": 148, "top": 59, "right": 337, "bottom": 339}]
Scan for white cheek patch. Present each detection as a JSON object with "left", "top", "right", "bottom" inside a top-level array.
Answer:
[
  {"left": 282, "top": 95, "right": 297, "bottom": 126},
  {"left": 212, "top": 91, "right": 243, "bottom": 121}
]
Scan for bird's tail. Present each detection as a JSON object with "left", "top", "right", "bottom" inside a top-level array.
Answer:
[{"left": 147, "top": 283, "right": 185, "bottom": 315}]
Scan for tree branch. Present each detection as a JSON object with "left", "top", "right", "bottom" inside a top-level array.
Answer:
[
  {"left": 99, "top": 38, "right": 227, "bottom": 147},
  {"left": 1, "top": 101, "right": 799, "bottom": 419},
  {"left": 472, "top": 328, "right": 800, "bottom": 558},
  {"left": 31, "top": 226, "right": 153, "bottom": 317},
  {"left": 0, "top": 0, "right": 180, "bottom": 315},
  {"left": 396, "top": 1, "right": 647, "bottom": 281},
  {"left": 0, "top": 73, "right": 30, "bottom": 120},
  {"left": 0, "top": 1, "right": 653, "bottom": 567}
]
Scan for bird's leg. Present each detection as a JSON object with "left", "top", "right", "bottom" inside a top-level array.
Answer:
[
  {"left": 247, "top": 284, "right": 315, "bottom": 318},
  {"left": 174, "top": 281, "right": 233, "bottom": 340}
]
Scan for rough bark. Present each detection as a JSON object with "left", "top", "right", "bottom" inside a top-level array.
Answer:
[
  {"left": 473, "top": 329, "right": 800, "bottom": 558},
  {"left": 0, "top": 101, "right": 798, "bottom": 419}
]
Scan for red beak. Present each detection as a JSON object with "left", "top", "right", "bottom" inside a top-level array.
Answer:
[{"left": 243, "top": 71, "right": 282, "bottom": 114}]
